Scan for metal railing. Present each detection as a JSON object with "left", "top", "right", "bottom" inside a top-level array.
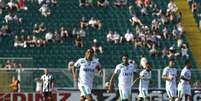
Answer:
[{"left": 0, "top": 68, "right": 201, "bottom": 92}]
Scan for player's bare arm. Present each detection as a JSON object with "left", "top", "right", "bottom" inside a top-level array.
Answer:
[
  {"left": 71, "top": 66, "right": 77, "bottom": 81},
  {"left": 162, "top": 75, "right": 173, "bottom": 81}
]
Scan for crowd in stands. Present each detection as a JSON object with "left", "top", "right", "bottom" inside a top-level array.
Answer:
[
  {"left": 113, "top": 0, "right": 189, "bottom": 61},
  {"left": 1, "top": 0, "right": 190, "bottom": 63},
  {"left": 187, "top": 0, "right": 201, "bottom": 31},
  {"left": 2, "top": 60, "right": 22, "bottom": 69},
  {"left": 79, "top": 0, "right": 128, "bottom": 7}
]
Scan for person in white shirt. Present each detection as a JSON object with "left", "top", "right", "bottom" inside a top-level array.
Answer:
[
  {"left": 124, "top": 29, "right": 134, "bottom": 43},
  {"left": 4, "top": 13, "right": 13, "bottom": 23},
  {"left": 138, "top": 62, "right": 152, "bottom": 101},
  {"left": 72, "top": 48, "right": 102, "bottom": 101},
  {"left": 167, "top": 1, "right": 178, "bottom": 13},
  {"left": 40, "top": 68, "right": 54, "bottom": 101},
  {"left": 162, "top": 60, "right": 177, "bottom": 101},
  {"left": 109, "top": 54, "right": 136, "bottom": 101},
  {"left": 177, "top": 60, "right": 192, "bottom": 101},
  {"left": 181, "top": 44, "right": 189, "bottom": 59}
]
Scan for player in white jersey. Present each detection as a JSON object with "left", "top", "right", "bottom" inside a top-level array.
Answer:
[
  {"left": 162, "top": 59, "right": 177, "bottom": 101},
  {"left": 138, "top": 62, "right": 152, "bottom": 101},
  {"left": 72, "top": 48, "right": 102, "bottom": 101},
  {"left": 177, "top": 60, "right": 192, "bottom": 101},
  {"left": 40, "top": 68, "right": 54, "bottom": 101},
  {"left": 109, "top": 54, "right": 136, "bottom": 101}
]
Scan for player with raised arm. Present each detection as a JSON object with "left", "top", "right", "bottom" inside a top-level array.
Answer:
[
  {"left": 137, "top": 62, "right": 152, "bottom": 101},
  {"left": 71, "top": 48, "right": 102, "bottom": 101},
  {"left": 162, "top": 59, "right": 177, "bottom": 101},
  {"left": 177, "top": 60, "right": 192, "bottom": 101},
  {"left": 109, "top": 54, "right": 136, "bottom": 101}
]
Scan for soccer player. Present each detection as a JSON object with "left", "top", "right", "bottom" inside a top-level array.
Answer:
[
  {"left": 138, "top": 62, "right": 152, "bottom": 101},
  {"left": 72, "top": 48, "right": 102, "bottom": 101},
  {"left": 177, "top": 60, "right": 192, "bottom": 101},
  {"left": 41, "top": 68, "right": 54, "bottom": 101},
  {"left": 109, "top": 54, "right": 136, "bottom": 101},
  {"left": 162, "top": 60, "right": 177, "bottom": 101}
]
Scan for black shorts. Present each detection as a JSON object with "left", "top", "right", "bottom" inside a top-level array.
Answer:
[{"left": 43, "top": 92, "right": 52, "bottom": 100}]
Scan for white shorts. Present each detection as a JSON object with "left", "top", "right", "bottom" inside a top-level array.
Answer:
[
  {"left": 178, "top": 82, "right": 191, "bottom": 98},
  {"left": 138, "top": 88, "right": 149, "bottom": 98},
  {"left": 118, "top": 86, "right": 131, "bottom": 100},
  {"left": 78, "top": 83, "right": 92, "bottom": 97},
  {"left": 166, "top": 88, "right": 177, "bottom": 98}
]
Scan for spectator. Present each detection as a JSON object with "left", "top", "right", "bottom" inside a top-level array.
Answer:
[
  {"left": 4, "top": 13, "right": 13, "bottom": 23},
  {"left": 114, "top": 0, "right": 127, "bottom": 7},
  {"left": 60, "top": 26, "right": 70, "bottom": 39},
  {"left": 181, "top": 44, "right": 189, "bottom": 59},
  {"left": 33, "top": 24, "right": 40, "bottom": 34},
  {"left": 91, "top": 39, "right": 103, "bottom": 54},
  {"left": 97, "top": 0, "right": 109, "bottom": 7},
  {"left": 16, "top": 0, "right": 28, "bottom": 10},
  {"left": 75, "top": 34, "right": 83, "bottom": 48},
  {"left": 79, "top": 0, "right": 87, "bottom": 7},
  {"left": 10, "top": 76, "right": 21, "bottom": 92},
  {"left": 129, "top": 15, "right": 143, "bottom": 26},
  {"left": 88, "top": 17, "right": 102, "bottom": 30},
  {"left": 167, "top": 0, "right": 178, "bottom": 13},
  {"left": 135, "top": 0, "right": 143, "bottom": 8},
  {"left": 14, "top": 35, "right": 23, "bottom": 47},
  {"left": 141, "top": 5, "right": 148, "bottom": 16},
  {"left": 0, "top": 1, "right": 5, "bottom": 15},
  {"left": 45, "top": 31, "right": 53, "bottom": 42},
  {"left": 149, "top": 44, "right": 157, "bottom": 57},
  {"left": 192, "top": 2, "right": 198, "bottom": 13},
  {"left": 113, "top": 31, "right": 122, "bottom": 44},
  {"left": 39, "top": 4, "right": 51, "bottom": 17},
  {"left": 7, "top": 0, "right": 17, "bottom": 11},
  {"left": 162, "top": 26, "right": 168, "bottom": 39},
  {"left": 106, "top": 30, "right": 114, "bottom": 43},
  {"left": 124, "top": 29, "right": 134, "bottom": 43},
  {"left": 33, "top": 23, "right": 46, "bottom": 34},
  {"left": 144, "top": 0, "right": 152, "bottom": 7},
  {"left": 26, "top": 35, "right": 35, "bottom": 47},
  {"left": 177, "top": 37, "right": 183, "bottom": 49},
  {"left": 77, "top": 28, "right": 86, "bottom": 40},
  {"left": 162, "top": 47, "right": 168, "bottom": 58},
  {"left": 80, "top": 17, "right": 88, "bottom": 29},
  {"left": 36, "top": 38, "right": 46, "bottom": 47},
  {"left": 53, "top": 31, "right": 63, "bottom": 43},
  {"left": 167, "top": 46, "right": 176, "bottom": 60}
]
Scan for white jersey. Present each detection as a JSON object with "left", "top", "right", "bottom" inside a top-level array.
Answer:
[
  {"left": 114, "top": 63, "right": 136, "bottom": 87},
  {"left": 41, "top": 74, "right": 54, "bottom": 92},
  {"left": 180, "top": 66, "right": 191, "bottom": 84},
  {"left": 139, "top": 69, "right": 151, "bottom": 90},
  {"left": 162, "top": 66, "right": 177, "bottom": 89},
  {"left": 74, "top": 58, "right": 101, "bottom": 88}
]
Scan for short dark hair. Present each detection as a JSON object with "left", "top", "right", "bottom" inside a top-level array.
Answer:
[
  {"left": 185, "top": 60, "right": 191, "bottom": 65},
  {"left": 122, "top": 53, "right": 129, "bottom": 58},
  {"left": 86, "top": 48, "right": 94, "bottom": 53}
]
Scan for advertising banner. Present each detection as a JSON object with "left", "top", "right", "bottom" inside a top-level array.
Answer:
[{"left": 0, "top": 89, "right": 201, "bottom": 101}]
